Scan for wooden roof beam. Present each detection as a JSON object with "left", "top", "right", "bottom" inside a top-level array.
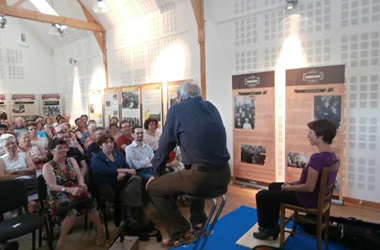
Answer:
[
  {"left": 191, "top": 0, "right": 206, "bottom": 100},
  {"left": 0, "top": 4, "right": 105, "bottom": 32}
]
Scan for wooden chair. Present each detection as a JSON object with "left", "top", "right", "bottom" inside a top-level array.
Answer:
[{"left": 279, "top": 160, "right": 340, "bottom": 250}]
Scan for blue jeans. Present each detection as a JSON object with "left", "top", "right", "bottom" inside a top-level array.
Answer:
[{"left": 137, "top": 167, "right": 154, "bottom": 181}]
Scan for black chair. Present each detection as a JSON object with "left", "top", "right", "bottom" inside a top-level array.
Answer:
[
  {"left": 183, "top": 186, "right": 228, "bottom": 250},
  {"left": 37, "top": 174, "right": 55, "bottom": 246},
  {"left": 0, "top": 179, "right": 53, "bottom": 250}
]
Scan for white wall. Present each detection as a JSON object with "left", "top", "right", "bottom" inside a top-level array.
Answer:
[
  {"left": 54, "top": 36, "right": 106, "bottom": 120},
  {"left": 205, "top": 0, "right": 380, "bottom": 203},
  {"left": 0, "top": 18, "right": 54, "bottom": 94},
  {"left": 106, "top": 0, "right": 199, "bottom": 87}
]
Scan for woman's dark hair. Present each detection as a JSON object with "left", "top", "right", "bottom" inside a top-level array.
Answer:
[
  {"left": 74, "top": 118, "right": 82, "bottom": 124},
  {"left": 48, "top": 138, "right": 67, "bottom": 150},
  {"left": 26, "top": 122, "right": 38, "bottom": 129},
  {"left": 143, "top": 117, "right": 158, "bottom": 130},
  {"left": 109, "top": 123, "right": 118, "bottom": 129},
  {"left": 307, "top": 119, "right": 337, "bottom": 144},
  {"left": 96, "top": 134, "right": 115, "bottom": 146}
]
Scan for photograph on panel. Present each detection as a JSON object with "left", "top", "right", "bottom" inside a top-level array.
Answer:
[
  {"left": 12, "top": 104, "right": 25, "bottom": 114},
  {"left": 314, "top": 95, "right": 341, "bottom": 128},
  {"left": 234, "top": 95, "right": 255, "bottom": 129},
  {"left": 0, "top": 105, "right": 7, "bottom": 120},
  {"left": 287, "top": 152, "right": 309, "bottom": 169},
  {"left": 112, "top": 94, "right": 118, "bottom": 101},
  {"left": 106, "top": 101, "right": 111, "bottom": 107},
  {"left": 90, "top": 104, "right": 95, "bottom": 113},
  {"left": 122, "top": 92, "right": 139, "bottom": 109},
  {"left": 240, "top": 145, "right": 266, "bottom": 165},
  {"left": 124, "top": 117, "right": 140, "bottom": 127}
]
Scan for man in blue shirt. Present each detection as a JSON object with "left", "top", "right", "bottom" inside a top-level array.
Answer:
[{"left": 146, "top": 81, "right": 231, "bottom": 248}]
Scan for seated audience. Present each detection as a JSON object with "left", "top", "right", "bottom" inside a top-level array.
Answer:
[
  {"left": 91, "top": 134, "right": 146, "bottom": 227},
  {"left": 86, "top": 127, "right": 106, "bottom": 160},
  {"left": 109, "top": 123, "right": 121, "bottom": 141},
  {"left": 0, "top": 134, "right": 37, "bottom": 212},
  {"left": 125, "top": 126, "right": 154, "bottom": 181},
  {"left": 74, "top": 118, "right": 87, "bottom": 141},
  {"left": 55, "top": 124, "right": 84, "bottom": 155},
  {"left": 18, "top": 132, "right": 48, "bottom": 171},
  {"left": 27, "top": 122, "right": 48, "bottom": 149},
  {"left": 55, "top": 131, "right": 88, "bottom": 177},
  {"left": 44, "top": 116, "right": 55, "bottom": 137},
  {"left": 253, "top": 119, "right": 339, "bottom": 240},
  {"left": 83, "top": 124, "right": 97, "bottom": 150},
  {"left": 14, "top": 117, "right": 26, "bottom": 136},
  {"left": 42, "top": 138, "right": 105, "bottom": 249},
  {"left": 143, "top": 117, "right": 161, "bottom": 152},
  {"left": 116, "top": 120, "right": 133, "bottom": 157},
  {"left": 80, "top": 114, "right": 89, "bottom": 125},
  {"left": 80, "top": 119, "right": 97, "bottom": 145},
  {"left": 109, "top": 116, "right": 119, "bottom": 126}
]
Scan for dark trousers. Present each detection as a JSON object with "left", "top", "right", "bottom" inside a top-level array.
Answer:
[
  {"left": 148, "top": 164, "right": 231, "bottom": 239},
  {"left": 100, "top": 175, "right": 145, "bottom": 224},
  {"left": 256, "top": 182, "right": 300, "bottom": 228}
]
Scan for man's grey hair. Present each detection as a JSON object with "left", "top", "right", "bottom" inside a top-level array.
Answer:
[{"left": 177, "top": 81, "right": 202, "bottom": 101}]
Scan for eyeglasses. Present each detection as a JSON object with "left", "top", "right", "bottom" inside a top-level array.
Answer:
[{"left": 3, "top": 142, "right": 16, "bottom": 148}]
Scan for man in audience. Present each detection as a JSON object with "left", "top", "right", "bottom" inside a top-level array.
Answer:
[
  {"left": 74, "top": 118, "right": 87, "bottom": 141},
  {"left": 0, "top": 124, "right": 8, "bottom": 136},
  {"left": 86, "top": 127, "right": 106, "bottom": 160},
  {"left": 116, "top": 120, "right": 133, "bottom": 156},
  {"left": 146, "top": 81, "right": 231, "bottom": 248},
  {"left": 81, "top": 114, "right": 89, "bottom": 125},
  {"left": 14, "top": 117, "right": 26, "bottom": 136},
  {"left": 125, "top": 126, "right": 154, "bottom": 181}
]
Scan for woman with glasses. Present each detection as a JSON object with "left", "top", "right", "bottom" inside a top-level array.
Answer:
[
  {"left": 42, "top": 138, "right": 105, "bottom": 249},
  {"left": 0, "top": 133, "right": 37, "bottom": 212}
]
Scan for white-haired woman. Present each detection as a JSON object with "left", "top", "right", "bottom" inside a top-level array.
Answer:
[
  {"left": 0, "top": 133, "right": 37, "bottom": 212},
  {"left": 17, "top": 132, "right": 48, "bottom": 174}
]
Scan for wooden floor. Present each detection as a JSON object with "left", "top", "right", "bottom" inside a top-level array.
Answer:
[{"left": 16, "top": 183, "right": 380, "bottom": 250}]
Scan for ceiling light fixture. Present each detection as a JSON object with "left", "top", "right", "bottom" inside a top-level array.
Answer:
[
  {"left": 19, "top": 33, "right": 30, "bottom": 48},
  {"left": 0, "top": 15, "right": 7, "bottom": 29},
  {"left": 49, "top": 23, "right": 66, "bottom": 36},
  {"left": 69, "top": 58, "right": 77, "bottom": 66},
  {"left": 93, "top": 0, "right": 108, "bottom": 14},
  {"left": 285, "top": 0, "right": 298, "bottom": 10}
]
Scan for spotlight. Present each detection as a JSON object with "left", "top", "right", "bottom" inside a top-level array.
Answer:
[
  {"left": 285, "top": 0, "right": 298, "bottom": 10},
  {"left": 69, "top": 58, "right": 77, "bottom": 66},
  {"left": 93, "top": 0, "right": 108, "bottom": 14},
  {"left": 49, "top": 24, "right": 66, "bottom": 36},
  {"left": 0, "top": 15, "right": 7, "bottom": 29}
]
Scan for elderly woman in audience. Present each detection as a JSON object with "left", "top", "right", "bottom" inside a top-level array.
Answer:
[
  {"left": 0, "top": 134, "right": 37, "bottom": 212},
  {"left": 253, "top": 119, "right": 339, "bottom": 240},
  {"left": 18, "top": 132, "right": 48, "bottom": 172},
  {"left": 109, "top": 123, "right": 121, "bottom": 141},
  {"left": 42, "top": 138, "right": 105, "bottom": 249},
  {"left": 80, "top": 120, "right": 97, "bottom": 145},
  {"left": 143, "top": 117, "right": 161, "bottom": 152},
  {"left": 83, "top": 124, "right": 97, "bottom": 150},
  {"left": 91, "top": 134, "right": 146, "bottom": 228}
]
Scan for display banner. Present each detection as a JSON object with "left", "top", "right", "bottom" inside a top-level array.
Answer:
[
  {"left": 41, "top": 94, "right": 61, "bottom": 117},
  {"left": 142, "top": 83, "right": 163, "bottom": 129},
  {"left": 285, "top": 65, "right": 345, "bottom": 199},
  {"left": 88, "top": 89, "right": 103, "bottom": 126},
  {"left": 121, "top": 86, "right": 141, "bottom": 127},
  {"left": 11, "top": 94, "right": 38, "bottom": 121},
  {"left": 0, "top": 95, "right": 8, "bottom": 120},
  {"left": 104, "top": 88, "right": 120, "bottom": 128},
  {"left": 232, "top": 71, "right": 276, "bottom": 185}
]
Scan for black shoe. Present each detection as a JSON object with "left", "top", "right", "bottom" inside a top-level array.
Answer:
[{"left": 253, "top": 225, "right": 280, "bottom": 240}]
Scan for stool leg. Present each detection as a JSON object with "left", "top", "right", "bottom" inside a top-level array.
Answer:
[
  {"left": 199, "top": 195, "right": 226, "bottom": 250},
  {"left": 193, "top": 198, "right": 218, "bottom": 250}
]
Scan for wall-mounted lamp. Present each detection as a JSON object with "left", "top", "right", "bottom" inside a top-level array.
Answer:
[
  {"left": 69, "top": 58, "right": 77, "bottom": 66},
  {"left": 0, "top": 15, "right": 7, "bottom": 29},
  {"left": 285, "top": 0, "right": 298, "bottom": 10}
]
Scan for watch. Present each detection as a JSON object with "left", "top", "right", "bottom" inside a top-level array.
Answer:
[{"left": 61, "top": 187, "right": 66, "bottom": 192}]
